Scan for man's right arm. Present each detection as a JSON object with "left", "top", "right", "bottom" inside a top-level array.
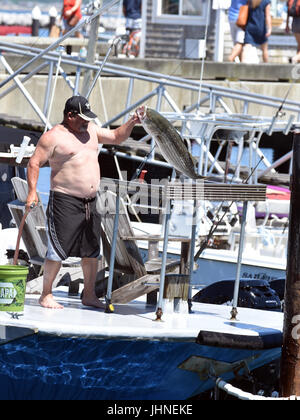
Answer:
[{"left": 26, "top": 133, "right": 53, "bottom": 210}]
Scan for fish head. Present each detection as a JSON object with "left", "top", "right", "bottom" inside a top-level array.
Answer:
[
  {"left": 136, "top": 105, "right": 147, "bottom": 123},
  {"left": 136, "top": 106, "right": 159, "bottom": 123},
  {"left": 136, "top": 106, "right": 157, "bottom": 136}
]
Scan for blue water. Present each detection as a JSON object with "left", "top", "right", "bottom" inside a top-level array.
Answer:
[
  {"left": 0, "top": 333, "right": 281, "bottom": 400},
  {"left": 0, "top": 335, "right": 205, "bottom": 400}
]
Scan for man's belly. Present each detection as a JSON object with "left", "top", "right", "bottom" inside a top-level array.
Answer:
[{"left": 50, "top": 167, "right": 100, "bottom": 198}]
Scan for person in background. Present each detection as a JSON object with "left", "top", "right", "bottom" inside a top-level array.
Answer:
[
  {"left": 122, "top": 0, "right": 142, "bottom": 57},
  {"left": 228, "top": 0, "right": 248, "bottom": 62},
  {"left": 61, "top": 0, "right": 83, "bottom": 38},
  {"left": 242, "top": 0, "right": 272, "bottom": 63},
  {"left": 123, "top": 0, "right": 142, "bottom": 31},
  {"left": 286, "top": 5, "right": 300, "bottom": 63}
]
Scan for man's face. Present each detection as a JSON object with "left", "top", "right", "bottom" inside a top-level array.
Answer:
[{"left": 67, "top": 112, "right": 90, "bottom": 133}]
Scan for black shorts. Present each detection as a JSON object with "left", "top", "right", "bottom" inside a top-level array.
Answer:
[{"left": 46, "top": 190, "right": 101, "bottom": 260}]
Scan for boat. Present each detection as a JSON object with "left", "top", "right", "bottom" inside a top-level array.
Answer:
[
  {"left": 0, "top": 0, "right": 297, "bottom": 400},
  {"left": 0, "top": 287, "right": 283, "bottom": 400},
  {"left": 0, "top": 26, "right": 32, "bottom": 36},
  {"left": 0, "top": 174, "right": 284, "bottom": 400}
]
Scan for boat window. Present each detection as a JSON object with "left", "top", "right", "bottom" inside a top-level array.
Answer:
[{"left": 153, "top": 0, "right": 207, "bottom": 25}]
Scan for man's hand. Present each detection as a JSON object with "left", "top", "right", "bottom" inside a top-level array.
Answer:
[
  {"left": 132, "top": 107, "right": 143, "bottom": 124},
  {"left": 26, "top": 192, "right": 39, "bottom": 211}
]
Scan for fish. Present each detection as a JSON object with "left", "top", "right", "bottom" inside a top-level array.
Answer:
[{"left": 137, "top": 107, "right": 205, "bottom": 180}]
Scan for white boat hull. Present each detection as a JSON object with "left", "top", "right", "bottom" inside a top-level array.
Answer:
[{"left": 0, "top": 287, "right": 283, "bottom": 399}]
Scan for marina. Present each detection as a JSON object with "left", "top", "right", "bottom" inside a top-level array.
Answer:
[{"left": 0, "top": 0, "right": 300, "bottom": 402}]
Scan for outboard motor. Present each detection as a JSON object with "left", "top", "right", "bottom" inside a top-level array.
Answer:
[
  {"left": 268, "top": 278, "right": 285, "bottom": 301},
  {"left": 193, "top": 279, "right": 282, "bottom": 311}
]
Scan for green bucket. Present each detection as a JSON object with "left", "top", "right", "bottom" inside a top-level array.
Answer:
[{"left": 0, "top": 265, "right": 28, "bottom": 312}]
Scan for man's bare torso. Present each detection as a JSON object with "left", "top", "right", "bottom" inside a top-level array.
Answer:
[{"left": 48, "top": 123, "right": 100, "bottom": 198}]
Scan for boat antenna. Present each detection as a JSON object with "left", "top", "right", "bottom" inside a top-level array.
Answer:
[
  {"left": 268, "top": 66, "right": 298, "bottom": 129},
  {"left": 130, "top": 143, "right": 156, "bottom": 182},
  {"left": 43, "top": 45, "right": 65, "bottom": 132}
]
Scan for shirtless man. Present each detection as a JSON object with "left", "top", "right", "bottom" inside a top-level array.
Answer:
[{"left": 26, "top": 95, "right": 140, "bottom": 309}]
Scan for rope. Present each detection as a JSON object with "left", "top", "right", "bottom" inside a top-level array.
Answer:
[{"left": 13, "top": 205, "right": 35, "bottom": 265}]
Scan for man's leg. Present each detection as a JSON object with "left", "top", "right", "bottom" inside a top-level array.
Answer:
[
  {"left": 39, "top": 258, "right": 63, "bottom": 309},
  {"left": 81, "top": 257, "right": 103, "bottom": 308}
]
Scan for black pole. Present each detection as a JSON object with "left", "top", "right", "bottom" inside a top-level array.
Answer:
[
  {"left": 280, "top": 132, "right": 300, "bottom": 397},
  {"left": 31, "top": 6, "right": 41, "bottom": 37}
]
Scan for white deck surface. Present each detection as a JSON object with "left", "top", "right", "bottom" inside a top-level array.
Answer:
[{"left": 0, "top": 286, "right": 283, "bottom": 342}]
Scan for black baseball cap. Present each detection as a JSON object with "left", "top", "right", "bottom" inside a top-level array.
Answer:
[{"left": 64, "top": 96, "right": 97, "bottom": 121}]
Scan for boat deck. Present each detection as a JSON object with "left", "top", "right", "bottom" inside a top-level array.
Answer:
[{"left": 0, "top": 286, "right": 283, "bottom": 344}]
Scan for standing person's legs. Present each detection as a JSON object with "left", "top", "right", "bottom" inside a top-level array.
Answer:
[
  {"left": 292, "top": 33, "right": 300, "bottom": 63},
  {"left": 81, "top": 257, "right": 102, "bottom": 308},
  {"left": 39, "top": 259, "right": 63, "bottom": 309},
  {"left": 291, "top": 18, "right": 300, "bottom": 62},
  {"left": 229, "top": 21, "right": 245, "bottom": 62},
  {"left": 229, "top": 43, "right": 244, "bottom": 62},
  {"left": 261, "top": 42, "right": 269, "bottom": 63}
]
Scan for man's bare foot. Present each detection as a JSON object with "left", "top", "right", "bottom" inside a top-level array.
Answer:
[
  {"left": 39, "top": 293, "right": 64, "bottom": 309},
  {"left": 82, "top": 295, "right": 104, "bottom": 309}
]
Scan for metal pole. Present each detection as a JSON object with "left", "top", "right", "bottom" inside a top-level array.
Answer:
[
  {"left": 0, "top": 54, "right": 50, "bottom": 127},
  {"left": 43, "top": 46, "right": 65, "bottom": 132},
  {"left": 280, "top": 132, "right": 300, "bottom": 397},
  {"left": 230, "top": 200, "right": 248, "bottom": 320},
  {"left": 0, "top": 62, "right": 48, "bottom": 101},
  {"left": 105, "top": 189, "right": 120, "bottom": 314},
  {"left": 188, "top": 198, "right": 198, "bottom": 313},
  {"left": 0, "top": 0, "right": 120, "bottom": 89},
  {"left": 81, "top": 12, "right": 101, "bottom": 98},
  {"left": 123, "top": 77, "right": 135, "bottom": 123},
  {"left": 86, "top": 37, "right": 121, "bottom": 100},
  {"left": 74, "top": 65, "right": 82, "bottom": 95},
  {"left": 43, "top": 61, "right": 54, "bottom": 116},
  {"left": 155, "top": 194, "right": 171, "bottom": 321}
]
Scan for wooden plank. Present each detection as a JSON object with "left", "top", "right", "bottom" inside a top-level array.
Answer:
[
  {"left": 11, "top": 177, "right": 44, "bottom": 205},
  {"left": 163, "top": 274, "right": 189, "bottom": 300},
  {"left": 111, "top": 274, "right": 161, "bottom": 304},
  {"left": 144, "top": 257, "right": 180, "bottom": 274},
  {"left": 8, "top": 201, "right": 47, "bottom": 261},
  {"left": 97, "top": 190, "right": 147, "bottom": 278},
  {"left": 26, "top": 266, "right": 83, "bottom": 294}
]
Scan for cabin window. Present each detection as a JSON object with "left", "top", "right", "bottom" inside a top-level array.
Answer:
[{"left": 153, "top": 0, "right": 207, "bottom": 25}]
